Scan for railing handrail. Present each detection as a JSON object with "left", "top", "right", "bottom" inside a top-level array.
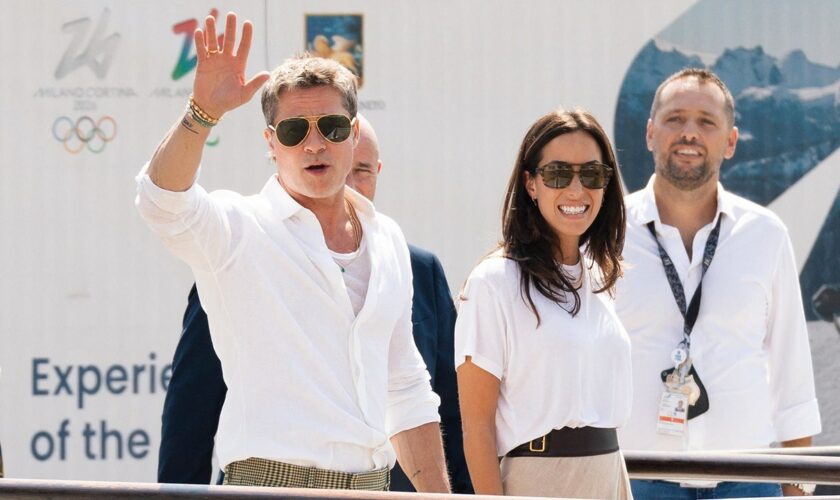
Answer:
[
  {"left": 2, "top": 451, "right": 839, "bottom": 498},
  {"left": 0, "top": 479, "right": 478, "bottom": 499},
  {"left": 731, "top": 445, "right": 840, "bottom": 457},
  {"left": 624, "top": 450, "right": 840, "bottom": 484}
]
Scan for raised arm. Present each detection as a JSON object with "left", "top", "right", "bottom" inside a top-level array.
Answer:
[{"left": 148, "top": 12, "right": 269, "bottom": 191}]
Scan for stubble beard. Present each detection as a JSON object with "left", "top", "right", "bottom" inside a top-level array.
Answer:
[{"left": 656, "top": 152, "right": 717, "bottom": 192}]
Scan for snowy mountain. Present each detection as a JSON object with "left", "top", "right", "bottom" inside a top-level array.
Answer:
[
  {"left": 781, "top": 50, "right": 840, "bottom": 89},
  {"left": 712, "top": 46, "right": 783, "bottom": 96}
]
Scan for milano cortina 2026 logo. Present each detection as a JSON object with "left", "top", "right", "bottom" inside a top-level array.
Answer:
[
  {"left": 54, "top": 8, "right": 119, "bottom": 80},
  {"left": 37, "top": 9, "right": 133, "bottom": 154},
  {"left": 156, "top": 8, "right": 222, "bottom": 146},
  {"left": 52, "top": 115, "right": 116, "bottom": 154}
]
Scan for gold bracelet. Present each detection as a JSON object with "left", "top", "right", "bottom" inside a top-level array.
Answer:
[
  {"left": 188, "top": 95, "right": 221, "bottom": 125},
  {"left": 189, "top": 95, "right": 220, "bottom": 123},
  {"left": 189, "top": 101, "right": 220, "bottom": 125},
  {"left": 186, "top": 107, "right": 216, "bottom": 128},
  {"left": 189, "top": 102, "right": 218, "bottom": 124}
]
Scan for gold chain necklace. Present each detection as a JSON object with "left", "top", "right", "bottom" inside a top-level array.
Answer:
[
  {"left": 561, "top": 254, "right": 584, "bottom": 289},
  {"left": 570, "top": 258, "right": 584, "bottom": 289},
  {"left": 336, "top": 199, "right": 363, "bottom": 273},
  {"left": 346, "top": 199, "right": 362, "bottom": 250}
]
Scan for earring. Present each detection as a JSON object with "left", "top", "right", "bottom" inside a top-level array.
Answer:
[{"left": 532, "top": 198, "right": 537, "bottom": 206}]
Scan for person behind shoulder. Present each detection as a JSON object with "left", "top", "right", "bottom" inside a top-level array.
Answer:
[
  {"left": 456, "top": 109, "right": 633, "bottom": 498},
  {"left": 616, "top": 68, "right": 821, "bottom": 498},
  {"left": 158, "top": 115, "right": 472, "bottom": 493},
  {"left": 136, "top": 12, "right": 449, "bottom": 492}
]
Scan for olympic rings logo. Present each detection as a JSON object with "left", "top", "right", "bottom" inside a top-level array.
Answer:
[{"left": 52, "top": 116, "right": 117, "bottom": 154}]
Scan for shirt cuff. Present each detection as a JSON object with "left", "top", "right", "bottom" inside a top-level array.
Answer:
[
  {"left": 386, "top": 389, "right": 441, "bottom": 437},
  {"left": 135, "top": 162, "right": 203, "bottom": 216},
  {"left": 456, "top": 353, "right": 502, "bottom": 381},
  {"left": 774, "top": 398, "right": 821, "bottom": 442}
]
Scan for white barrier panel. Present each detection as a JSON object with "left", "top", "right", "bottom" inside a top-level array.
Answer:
[{"left": 0, "top": 0, "right": 838, "bottom": 482}]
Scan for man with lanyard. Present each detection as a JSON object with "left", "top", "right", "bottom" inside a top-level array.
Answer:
[
  {"left": 136, "top": 12, "right": 449, "bottom": 492},
  {"left": 616, "top": 68, "right": 821, "bottom": 498}
]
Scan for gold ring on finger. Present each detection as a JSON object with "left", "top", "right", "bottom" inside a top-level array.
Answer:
[{"left": 207, "top": 48, "right": 220, "bottom": 55}]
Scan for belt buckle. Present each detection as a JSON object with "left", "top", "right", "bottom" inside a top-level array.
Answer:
[{"left": 528, "top": 435, "right": 547, "bottom": 453}]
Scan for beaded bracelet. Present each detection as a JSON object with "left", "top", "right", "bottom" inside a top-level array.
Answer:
[
  {"left": 188, "top": 95, "right": 221, "bottom": 128},
  {"left": 187, "top": 107, "right": 217, "bottom": 128}
]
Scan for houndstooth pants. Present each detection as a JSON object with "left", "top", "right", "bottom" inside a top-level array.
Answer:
[{"left": 224, "top": 457, "right": 390, "bottom": 491}]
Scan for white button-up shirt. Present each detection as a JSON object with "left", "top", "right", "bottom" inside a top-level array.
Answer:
[
  {"left": 616, "top": 176, "right": 821, "bottom": 452},
  {"left": 135, "top": 167, "right": 440, "bottom": 472}
]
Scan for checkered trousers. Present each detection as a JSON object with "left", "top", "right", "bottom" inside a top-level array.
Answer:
[{"left": 223, "top": 457, "right": 390, "bottom": 491}]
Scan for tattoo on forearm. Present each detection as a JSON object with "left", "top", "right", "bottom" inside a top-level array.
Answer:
[{"left": 180, "top": 114, "right": 199, "bottom": 134}]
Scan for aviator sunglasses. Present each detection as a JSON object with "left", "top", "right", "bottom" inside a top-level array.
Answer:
[
  {"left": 268, "top": 114, "right": 356, "bottom": 148},
  {"left": 534, "top": 161, "right": 614, "bottom": 189}
]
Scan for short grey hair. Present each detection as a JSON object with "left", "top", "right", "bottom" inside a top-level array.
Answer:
[{"left": 261, "top": 55, "right": 358, "bottom": 126}]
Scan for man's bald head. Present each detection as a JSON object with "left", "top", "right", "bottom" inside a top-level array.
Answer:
[{"left": 347, "top": 113, "right": 382, "bottom": 201}]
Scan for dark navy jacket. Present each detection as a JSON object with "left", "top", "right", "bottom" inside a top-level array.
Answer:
[{"left": 157, "top": 244, "right": 472, "bottom": 493}]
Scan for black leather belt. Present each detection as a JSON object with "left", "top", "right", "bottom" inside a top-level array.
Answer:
[{"left": 505, "top": 427, "right": 619, "bottom": 458}]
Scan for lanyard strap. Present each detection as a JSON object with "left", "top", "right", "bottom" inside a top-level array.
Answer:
[{"left": 646, "top": 217, "right": 722, "bottom": 342}]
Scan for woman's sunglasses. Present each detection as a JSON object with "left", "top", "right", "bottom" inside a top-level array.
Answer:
[
  {"left": 268, "top": 114, "right": 355, "bottom": 148},
  {"left": 534, "top": 161, "right": 614, "bottom": 189}
]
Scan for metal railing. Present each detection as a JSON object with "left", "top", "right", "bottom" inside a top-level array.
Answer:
[
  {"left": 1, "top": 449, "right": 839, "bottom": 498},
  {"left": 0, "top": 479, "right": 462, "bottom": 499},
  {"left": 624, "top": 449, "right": 840, "bottom": 484}
]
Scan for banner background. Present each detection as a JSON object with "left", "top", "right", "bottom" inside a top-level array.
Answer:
[{"left": 1, "top": 0, "right": 837, "bottom": 482}]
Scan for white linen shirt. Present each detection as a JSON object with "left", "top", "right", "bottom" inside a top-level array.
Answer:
[
  {"left": 135, "top": 166, "right": 440, "bottom": 472},
  {"left": 455, "top": 252, "right": 633, "bottom": 456},
  {"left": 616, "top": 176, "right": 821, "bottom": 452}
]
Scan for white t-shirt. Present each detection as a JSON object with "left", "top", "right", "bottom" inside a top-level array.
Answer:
[
  {"left": 455, "top": 252, "right": 632, "bottom": 456},
  {"left": 330, "top": 239, "right": 370, "bottom": 316}
]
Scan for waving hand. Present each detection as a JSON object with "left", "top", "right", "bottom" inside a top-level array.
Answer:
[
  {"left": 192, "top": 12, "right": 270, "bottom": 119},
  {"left": 146, "top": 12, "right": 270, "bottom": 191}
]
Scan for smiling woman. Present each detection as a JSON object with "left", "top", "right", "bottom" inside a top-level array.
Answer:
[
  {"left": 505, "top": 109, "right": 625, "bottom": 319},
  {"left": 526, "top": 132, "right": 610, "bottom": 268},
  {"left": 455, "top": 109, "right": 632, "bottom": 499}
]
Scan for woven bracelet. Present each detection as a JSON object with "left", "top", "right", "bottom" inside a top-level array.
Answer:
[{"left": 188, "top": 95, "right": 221, "bottom": 126}]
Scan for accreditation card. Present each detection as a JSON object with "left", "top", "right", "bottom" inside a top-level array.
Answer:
[{"left": 656, "top": 391, "right": 689, "bottom": 436}]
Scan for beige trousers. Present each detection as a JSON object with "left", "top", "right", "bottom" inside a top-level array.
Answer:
[{"left": 500, "top": 450, "right": 632, "bottom": 499}]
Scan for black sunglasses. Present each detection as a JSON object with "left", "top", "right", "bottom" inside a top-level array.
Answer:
[
  {"left": 534, "top": 161, "right": 614, "bottom": 189},
  {"left": 268, "top": 114, "right": 355, "bottom": 148}
]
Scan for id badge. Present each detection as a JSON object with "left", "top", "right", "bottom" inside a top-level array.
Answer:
[
  {"left": 660, "top": 358, "right": 710, "bottom": 419},
  {"left": 663, "top": 371, "right": 701, "bottom": 404},
  {"left": 657, "top": 391, "right": 689, "bottom": 436}
]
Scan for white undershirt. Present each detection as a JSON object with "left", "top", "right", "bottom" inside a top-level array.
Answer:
[{"left": 330, "top": 238, "right": 371, "bottom": 316}]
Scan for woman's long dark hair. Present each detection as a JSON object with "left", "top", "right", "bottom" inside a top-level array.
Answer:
[{"left": 501, "top": 108, "right": 625, "bottom": 324}]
